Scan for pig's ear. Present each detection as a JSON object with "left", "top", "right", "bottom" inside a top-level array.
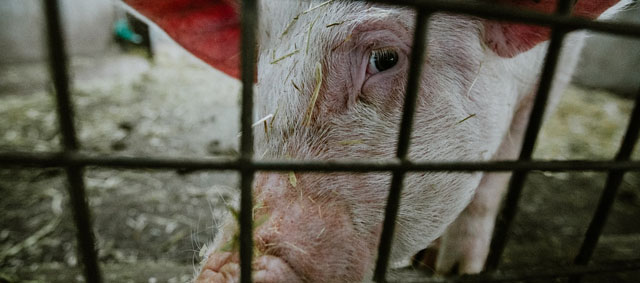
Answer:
[
  {"left": 123, "top": 0, "right": 241, "bottom": 78},
  {"left": 484, "top": 0, "right": 620, "bottom": 57}
]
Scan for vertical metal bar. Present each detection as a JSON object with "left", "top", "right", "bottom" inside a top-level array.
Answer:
[
  {"left": 65, "top": 166, "right": 101, "bottom": 281},
  {"left": 373, "top": 9, "right": 429, "bottom": 282},
  {"left": 484, "top": 0, "right": 574, "bottom": 271},
  {"left": 45, "top": 0, "right": 77, "bottom": 151},
  {"left": 43, "top": 0, "right": 101, "bottom": 282},
  {"left": 239, "top": 0, "right": 258, "bottom": 282},
  {"left": 569, "top": 89, "right": 640, "bottom": 283}
]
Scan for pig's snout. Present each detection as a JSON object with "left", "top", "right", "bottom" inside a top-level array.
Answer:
[
  {"left": 197, "top": 173, "right": 376, "bottom": 282},
  {"left": 196, "top": 252, "right": 302, "bottom": 283}
]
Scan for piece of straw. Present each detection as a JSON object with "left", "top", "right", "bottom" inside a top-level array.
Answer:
[
  {"left": 289, "top": 171, "right": 297, "bottom": 187},
  {"left": 465, "top": 61, "right": 484, "bottom": 98},
  {"left": 303, "top": 62, "right": 323, "bottom": 126},
  {"left": 281, "top": 14, "right": 300, "bottom": 38},
  {"left": 338, "top": 140, "right": 363, "bottom": 145},
  {"left": 270, "top": 49, "right": 299, "bottom": 64},
  {"left": 326, "top": 21, "right": 344, "bottom": 28},
  {"left": 303, "top": 0, "right": 334, "bottom": 14},
  {"left": 456, "top": 113, "right": 476, "bottom": 125},
  {"left": 236, "top": 114, "right": 274, "bottom": 138},
  {"left": 331, "top": 34, "right": 351, "bottom": 52},
  {"left": 306, "top": 15, "right": 320, "bottom": 55}
]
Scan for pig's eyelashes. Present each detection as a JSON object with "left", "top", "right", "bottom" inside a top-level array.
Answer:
[{"left": 368, "top": 48, "right": 399, "bottom": 74}]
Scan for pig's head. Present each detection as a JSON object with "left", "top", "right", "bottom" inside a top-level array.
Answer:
[{"left": 124, "top": 0, "right": 627, "bottom": 281}]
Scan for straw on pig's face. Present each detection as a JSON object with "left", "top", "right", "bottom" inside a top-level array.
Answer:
[
  {"left": 242, "top": 2, "right": 515, "bottom": 279},
  {"left": 122, "top": 0, "right": 630, "bottom": 280}
]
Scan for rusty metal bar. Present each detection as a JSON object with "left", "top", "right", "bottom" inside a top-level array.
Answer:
[{"left": 43, "top": 0, "right": 101, "bottom": 282}]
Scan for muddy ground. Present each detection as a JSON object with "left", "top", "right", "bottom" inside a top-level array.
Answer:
[{"left": 1, "top": 41, "right": 639, "bottom": 282}]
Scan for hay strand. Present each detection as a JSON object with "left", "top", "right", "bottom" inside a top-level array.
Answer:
[
  {"left": 252, "top": 114, "right": 274, "bottom": 128},
  {"left": 292, "top": 80, "right": 301, "bottom": 93},
  {"left": 289, "top": 171, "right": 297, "bottom": 188},
  {"left": 326, "top": 21, "right": 344, "bottom": 28},
  {"left": 281, "top": 14, "right": 300, "bottom": 38},
  {"left": 270, "top": 49, "right": 300, "bottom": 64},
  {"left": 456, "top": 113, "right": 476, "bottom": 125},
  {"left": 285, "top": 60, "right": 298, "bottom": 83},
  {"left": 465, "top": 61, "right": 484, "bottom": 98},
  {"left": 338, "top": 140, "right": 363, "bottom": 145},
  {"left": 303, "top": 0, "right": 334, "bottom": 14},
  {"left": 303, "top": 62, "right": 323, "bottom": 126},
  {"left": 331, "top": 34, "right": 352, "bottom": 52},
  {"left": 269, "top": 106, "right": 279, "bottom": 130},
  {"left": 236, "top": 114, "right": 274, "bottom": 138},
  {"left": 306, "top": 15, "right": 321, "bottom": 55}
]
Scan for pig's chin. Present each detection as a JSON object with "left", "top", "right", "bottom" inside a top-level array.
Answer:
[{"left": 196, "top": 252, "right": 304, "bottom": 283}]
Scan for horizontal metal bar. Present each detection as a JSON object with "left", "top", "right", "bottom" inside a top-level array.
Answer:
[
  {"left": 361, "top": 0, "right": 640, "bottom": 39},
  {"left": 388, "top": 259, "right": 640, "bottom": 283},
  {"left": 2, "top": 152, "right": 640, "bottom": 172}
]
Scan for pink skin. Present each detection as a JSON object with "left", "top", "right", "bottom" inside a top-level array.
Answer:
[
  {"left": 123, "top": 0, "right": 628, "bottom": 281},
  {"left": 198, "top": 173, "right": 378, "bottom": 282},
  {"left": 198, "top": 10, "right": 489, "bottom": 281}
]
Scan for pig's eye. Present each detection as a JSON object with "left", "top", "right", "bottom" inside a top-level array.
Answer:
[{"left": 368, "top": 48, "right": 399, "bottom": 74}]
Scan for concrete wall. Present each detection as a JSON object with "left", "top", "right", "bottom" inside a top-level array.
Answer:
[
  {"left": 573, "top": 6, "right": 640, "bottom": 96},
  {"left": 0, "top": 0, "right": 116, "bottom": 64}
]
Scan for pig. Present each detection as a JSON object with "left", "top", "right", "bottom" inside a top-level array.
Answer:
[{"left": 123, "top": 0, "right": 631, "bottom": 282}]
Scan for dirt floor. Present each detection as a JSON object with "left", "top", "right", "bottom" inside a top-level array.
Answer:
[{"left": 1, "top": 40, "right": 639, "bottom": 282}]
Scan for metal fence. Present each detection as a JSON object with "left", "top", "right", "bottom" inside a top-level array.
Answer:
[{"left": 1, "top": 0, "right": 640, "bottom": 282}]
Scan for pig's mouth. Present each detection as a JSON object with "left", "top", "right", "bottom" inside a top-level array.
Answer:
[{"left": 196, "top": 252, "right": 304, "bottom": 283}]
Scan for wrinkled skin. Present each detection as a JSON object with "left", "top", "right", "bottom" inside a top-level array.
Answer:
[{"left": 124, "top": 0, "right": 629, "bottom": 282}]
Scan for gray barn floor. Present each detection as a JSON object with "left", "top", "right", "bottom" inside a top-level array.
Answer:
[{"left": 1, "top": 42, "right": 638, "bottom": 282}]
